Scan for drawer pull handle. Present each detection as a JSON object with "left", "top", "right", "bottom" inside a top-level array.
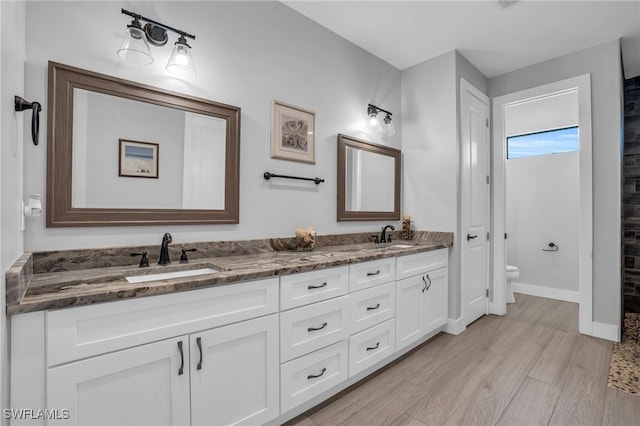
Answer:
[
  {"left": 308, "top": 322, "right": 328, "bottom": 332},
  {"left": 308, "top": 282, "right": 327, "bottom": 290},
  {"left": 422, "top": 274, "right": 432, "bottom": 293},
  {"left": 177, "top": 341, "right": 184, "bottom": 376},
  {"left": 307, "top": 367, "right": 327, "bottom": 380},
  {"left": 366, "top": 342, "right": 380, "bottom": 351},
  {"left": 366, "top": 270, "right": 381, "bottom": 276},
  {"left": 366, "top": 303, "right": 381, "bottom": 311},
  {"left": 196, "top": 337, "right": 203, "bottom": 370}
]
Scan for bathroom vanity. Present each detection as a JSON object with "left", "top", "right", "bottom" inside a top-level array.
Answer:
[{"left": 7, "top": 232, "right": 451, "bottom": 426}]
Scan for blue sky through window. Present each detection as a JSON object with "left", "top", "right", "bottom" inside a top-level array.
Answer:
[{"left": 506, "top": 126, "right": 579, "bottom": 159}]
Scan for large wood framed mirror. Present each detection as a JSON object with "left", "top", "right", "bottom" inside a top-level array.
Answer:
[
  {"left": 337, "top": 134, "right": 401, "bottom": 221},
  {"left": 47, "top": 61, "right": 240, "bottom": 227}
]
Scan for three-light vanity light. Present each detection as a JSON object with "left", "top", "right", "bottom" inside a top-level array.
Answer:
[
  {"left": 117, "top": 8, "right": 197, "bottom": 77},
  {"left": 367, "top": 104, "right": 396, "bottom": 137}
]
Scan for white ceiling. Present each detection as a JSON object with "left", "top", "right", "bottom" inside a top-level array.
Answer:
[{"left": 282, "top": 0, "right": 640, "bottom": 79}]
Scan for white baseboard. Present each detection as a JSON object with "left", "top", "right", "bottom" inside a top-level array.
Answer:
[
  {"left": 511, "top": 282, "right": 579, "bottom": 303},
  {"left": 445, "top": 317, "right": 466, "bottom": 335},
  {"left": 591, "top": 321, "right": 620, "bottom": 342}
]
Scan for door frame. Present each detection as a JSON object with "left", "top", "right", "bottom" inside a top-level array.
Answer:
[
  {"left": 459, "top": 78, "right": 491, "bottom": 327},
  {"left": 490, "top": 74, "right": 593, "bottom": 335}
]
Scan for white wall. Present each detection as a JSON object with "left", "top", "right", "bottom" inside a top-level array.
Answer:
[
  {"left": 402, "top": 50, "right": 489, "bottom": 320},
  {"left": 0, "top": 1, "right": 26, "bottom": 420},
  {"left": 72, "top": 90, "right": 186, "bottom": 209},
  {"left": 507, "top": 152, "right": 580, "bottom": 292},
  {"left": 489, "top": 40, "right": 623, "bottom": 326},
  {"left": 23, "top": 1, "right": 402, "bottom": 251}
]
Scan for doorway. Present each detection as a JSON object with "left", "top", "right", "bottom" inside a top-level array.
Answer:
[{"left": 491, "top": 74, "right": 593, "bottom": 335}]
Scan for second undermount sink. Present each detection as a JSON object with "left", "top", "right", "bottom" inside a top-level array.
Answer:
[{"left": 125, "top": 268, "right": 218, "bottom": 284}]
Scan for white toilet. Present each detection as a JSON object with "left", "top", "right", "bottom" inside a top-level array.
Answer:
[{"left": 506, "top": 264, "right": 519, "bottom": 304}]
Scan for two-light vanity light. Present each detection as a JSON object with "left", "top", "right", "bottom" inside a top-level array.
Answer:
[
  {"left": 117, "top": 9, "right": 196, "bottom": 77},
  {"left": 367, "top": 104, "right": 396, "bottom": 137}
]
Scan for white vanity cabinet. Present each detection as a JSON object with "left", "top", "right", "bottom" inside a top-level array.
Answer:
[
  {"left": 47, "top": 336, "right": 191, "bottom": 426},
  {"left": 48, "top": 315, "right": 279, "bottom": 426},
  {"left": 19, "top": 277, "right": 280, "bottom": 426},
  {"left": 189, "top": 315, "right": 279, "bottom": 426},
  {"left": 395, "top": 250, "right": 449, "bottom": 351},
  {"left": 10, "top": 247, "right": 451, "bottom": 426}
]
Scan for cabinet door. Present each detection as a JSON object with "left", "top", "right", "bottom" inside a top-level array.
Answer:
[
  {"left": 423, "top": 267, "right": 448, "bottom": 334},
  {"left": 47, "top": 337, "right": 190, "bottom": 426},
  {"left": 190, "top": 314, "right": 279, "bottom": 426},
  {"left": 395, "top": 274, "right": 423, "bottom": 351}
]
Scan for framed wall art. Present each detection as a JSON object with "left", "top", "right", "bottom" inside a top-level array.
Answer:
[
  {"left": 271, "top": 100, "right": 315, "bottom": 164},
  {"left": 118, "top": 139, "right": 159, "bottom": 178}
]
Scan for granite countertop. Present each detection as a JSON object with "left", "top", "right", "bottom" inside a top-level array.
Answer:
[{"left": 5, "top": 231, "right": 452, "bottom": 315}]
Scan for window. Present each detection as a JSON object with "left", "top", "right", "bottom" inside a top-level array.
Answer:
[{"left": 506, "top": 126, "right": 579, "bottom": 159}]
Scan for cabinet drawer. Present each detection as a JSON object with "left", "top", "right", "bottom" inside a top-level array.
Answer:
[
  {"left": 396, "top": 249, "right": 448, "bottom": 280},
  {"left": 280, "top": 266, "right": 348, "bottom": 310},
  {"left": 47, "top": 278, "right": 279, "bottom": 367},
  {"left": 349, "top": 319, "right": 395, "bottom": 377},
  {"left": 280, "top": 340, "right": 348, "bottom": 413},
  {"left": 349, "top": 258, "right": 395, "bottom": 292},
  {"left": 350, "top": 282, "right": 395, "bottom": 334},
  {"left": 280, "top": 296, "right": 350, "bottom": 362}
]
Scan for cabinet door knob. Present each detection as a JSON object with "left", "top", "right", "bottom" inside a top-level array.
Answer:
[
  {"left": 307, "top": 367, "right": 327, "bottom": 380},
  {"left": 196, "top": 337, "right": 203, "bottom": 370},
  {"left": 307, "top": 322, "right": 328, "bottom": 332},
  {"left": 307, "top": 282, "right": 327, "bottom": 290},
  {"left": 422, "top": 275, "right": 427, "bottom": 293},
  {"left": 177, "top": 341, "right": 184, "bottom": 376},
  {"left": 426, "top": 274, "right": 432, "bottom": 291}
]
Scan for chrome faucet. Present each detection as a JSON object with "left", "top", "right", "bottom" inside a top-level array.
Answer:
[
  {"left": 158, "top": 233, "right": 173, "bottom": 265},
  {"left": 380, "top": 225, "right": 395, "bottom": 243}
]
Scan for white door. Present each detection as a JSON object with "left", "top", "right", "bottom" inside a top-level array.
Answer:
[
  {"left": 47, "top": 337, "right": 190, "bottom": 426},
  {"left": 423, "top": 267, "right": 449, "bottom": 333},
  {"left": 395, "top": 274, "right": 423, "bottom": 351},
  {"left": 190, "top": 314, "right": 279, "bottom": 426},
  {"left": 460, "top": 78, "right": 490, "bottom": 326}
]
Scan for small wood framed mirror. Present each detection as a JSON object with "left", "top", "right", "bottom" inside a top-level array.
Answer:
[{"left": 337, "top": 134, "right": 401, "bottom": 221}]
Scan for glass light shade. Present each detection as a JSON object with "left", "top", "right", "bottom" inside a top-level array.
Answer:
[
  {"left": 117, "top": 25, "right": 153, "bottom": 65},
  {"left": 166, "top": 40, "right": 196, "bottom": 77},
  {"left": 383, "top": 114, "right": 396, "bottom": 136}
]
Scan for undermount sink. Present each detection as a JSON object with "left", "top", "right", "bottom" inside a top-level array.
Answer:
[
  {"left": 390, "top": 244, "right": 413, "bottom": 248},
  {"left": 125, "top": 268, "right": 218, "bottom": 284}
]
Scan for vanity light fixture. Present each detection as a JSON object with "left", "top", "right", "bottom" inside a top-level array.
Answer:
[
  {"left": 118, "top": 9, "right": 197, "bottom": 77},
  {"left": 367, "top": 104, "right": 395, "bottom": 137}
]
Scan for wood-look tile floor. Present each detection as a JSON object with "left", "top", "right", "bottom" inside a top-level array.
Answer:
[{"left": 288, "top": 294, "right": 640, "bottom": 426}]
